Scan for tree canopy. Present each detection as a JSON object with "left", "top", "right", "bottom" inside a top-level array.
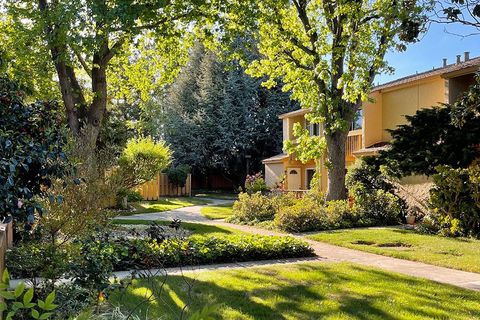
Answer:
[
  {"left": 158, "top": 43, "right": 297, "bottom": 186},
  {"left": 0, "top": 0, "right": 221, "bottom": 147},
  {"left": 220, "top": 0, "right": 427, "bottom": 199}
]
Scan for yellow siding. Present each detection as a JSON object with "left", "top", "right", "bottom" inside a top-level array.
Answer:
[
  {"left": 381, "top": 77, "right": 446, "bottom": 141},
  {"left": 363, "top": 91, "right": 383, "bottom": 148}
]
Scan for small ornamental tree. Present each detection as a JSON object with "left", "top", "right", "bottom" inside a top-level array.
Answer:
[
  {"left": 116, "top": 137, "right": 172, "bottom": 189},
  {"left": 0, "top": 77, "right": 67, "bottom": 223}
]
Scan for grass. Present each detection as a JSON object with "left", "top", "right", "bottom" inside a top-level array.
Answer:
[
  {"left": 307, "top": 227, "right": 480, "bottom": 273},
  {"left": 119, "top": 197, "right": 211, "bottom": 216},
  {"left": 200, "top": 203, "right": 234, "bottom": 220},
  {"left": 111, "top": 262, "right": 480, "bottom": 320},
  {"left": 111, "top": 219, "right": 243, "bottom": 236}
]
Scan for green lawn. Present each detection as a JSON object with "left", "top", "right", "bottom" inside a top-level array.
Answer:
[
  {"left": 111, "top": 262, "right": 480, "bottom": 320},
  {"left": 119, "top": 197, "right": 211, "bottom": 216},
  {"left": 111, "top": 219, "right": 242, "bottom": 236},
  {"left": 200, "top": 203, "right": 234, "bottom": 220},
  {"left": 308, "top": 228, "right": 480, "bottom": 273}
]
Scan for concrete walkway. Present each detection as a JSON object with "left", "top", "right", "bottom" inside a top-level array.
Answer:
[{"left": 116, "top": 201, "right": 480, "bottom": 291}]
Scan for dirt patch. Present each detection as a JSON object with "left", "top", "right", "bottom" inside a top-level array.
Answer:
[
  {"left": 351, "top": 240, "right": 376, "bottom": 246},
  {"left": 377, "top": 241, "right": 412, "bottom": 248}
]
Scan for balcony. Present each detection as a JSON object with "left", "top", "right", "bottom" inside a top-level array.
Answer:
[{"left": 346, "top": 130, "right": 362, "bottom": 161}]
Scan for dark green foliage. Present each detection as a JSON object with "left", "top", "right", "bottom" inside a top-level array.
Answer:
[
  {"left": 347, "top": 158, "right": 405, "bottom": 226},
  {"left": 159, "top": 43, "right": 297, "bottom": 185},
  {"left": 68, "top": 233, "right": 314, "bottom": 272},
  {"left": 166, "top": 164, "right": 191, "bottom": 187},
  {"left": 422, "top": 165, "right": 480, "bottom": 237},
  {"left": 381, "top": 77, "right": 480, "bottom": 177},
  {"left": 0, "top": 77, "right": 67, "bottom": 222}
]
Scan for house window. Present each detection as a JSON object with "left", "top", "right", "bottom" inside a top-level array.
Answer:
[
  {"left": 289, "top": 169, "right": 298, "bottom": 175},
  {"left": 307, "top": 122, "right": 320, "bottom": 136},
  {"left": 350, "top": 109, "right": 363, "bottom": 130},
  {"left": 306, "top": 169, "right": 316, "bottom": 189}
]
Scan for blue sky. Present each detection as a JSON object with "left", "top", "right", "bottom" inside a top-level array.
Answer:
[{"left": 376, "top": 22, "right": 480, "bottom": 85}]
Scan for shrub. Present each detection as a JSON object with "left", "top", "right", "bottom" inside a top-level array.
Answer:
[
  {"left": 352, "top": 189, "right": 403, "bottom": 226},
  {"left": 275, "top": 198, "right": 353, "bottom": 233},
  {"left": 245, "top": 173, "right": 269, "bottom": 194},
  {"left": 347, "top": 157, "right": 405, "bottom": 226},
  {"left": 0, "top": 77, "right": 68, "bottom": 223},
  {"left": 115, "top": 137, "right": 172, "bottom": 189},
  {"left": 67, "top": 233, "right": 314, "bottom": 271},
  {"left": 230, "top": 192, "right": 276, "bottom": 223},
  {"left": 166, "top": 164, "right": 191, "bottom": 187},
  {"left": 0, "top": 269, "right": 58, "bottom": 320},
  {"left": 423, "top": 164, "right": 480, "bottom": 237}
]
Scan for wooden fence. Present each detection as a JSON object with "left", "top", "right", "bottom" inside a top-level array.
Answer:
[
  {"left": 0, "top": 222, "right": 13, "bottom": 279},
  {"left": 137, "top": 173, "right": 192, "bottom": 200}
]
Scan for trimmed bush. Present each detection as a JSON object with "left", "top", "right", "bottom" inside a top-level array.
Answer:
[
  {"left": 275, "top": 198, "right": 354, "bottom": 233},
  {"left": 76, "top": 234, "right": 315, "bottom": 271},
  {"left": 230, "top": 192, "right": 276, "bottom": 223}
]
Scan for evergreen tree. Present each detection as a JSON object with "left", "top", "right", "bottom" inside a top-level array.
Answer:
[{"left": 157, "top": 42, "right": 296, "bottom": 187}]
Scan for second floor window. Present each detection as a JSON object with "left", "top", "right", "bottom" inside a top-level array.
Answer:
[
  {"left": 350, "top": 109, "right": 363, "bottom": 131},
  {"left": 307, "top": 122, "right": 320, "bottom": 136}
]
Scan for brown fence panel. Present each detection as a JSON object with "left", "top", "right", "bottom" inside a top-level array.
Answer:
[{"left": 137, "top": 173, "right": 191, "bottom": 199}]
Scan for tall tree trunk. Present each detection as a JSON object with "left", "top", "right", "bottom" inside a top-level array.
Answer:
[{"left": 325, "top": 130, "right": 348, "bottom": 200}]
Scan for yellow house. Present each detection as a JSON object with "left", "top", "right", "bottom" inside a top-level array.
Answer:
[{"left": 263, "top": 53, "right": 480, "bottom": 191}]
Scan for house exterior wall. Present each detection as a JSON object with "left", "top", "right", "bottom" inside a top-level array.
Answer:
[
  {"left": 363, "top": 91, "right": 383, "bottom": 148},
  {"left": 264, "top": 162, "right": 285, "bottom": 187},
  {"left": 380, "top": 77, "right": 446, "bottom": 141}
]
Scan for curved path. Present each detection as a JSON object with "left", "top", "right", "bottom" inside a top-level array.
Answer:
[{"left": 116, "top": 199, "right": 480, "bottom": 291}]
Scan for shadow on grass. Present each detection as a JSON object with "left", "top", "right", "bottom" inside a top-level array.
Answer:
[
  {"left": 111, "top": 219, "right": 237, "bottom": 236},
  {"left": 110, "top": 263, "right": 480, "bottom": 320}
]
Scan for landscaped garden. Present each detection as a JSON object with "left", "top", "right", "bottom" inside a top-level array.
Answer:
[{"left": 1, "top": 0, "right": 480, "bottom": 318}]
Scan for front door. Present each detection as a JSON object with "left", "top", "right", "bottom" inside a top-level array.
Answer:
[{"left": 287, "top": 168, "right": 301, "bottom": 190}]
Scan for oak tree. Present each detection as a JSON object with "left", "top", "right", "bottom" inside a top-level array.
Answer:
[{"left": 223, "top": 0, "right": 426, "bottom": 200}]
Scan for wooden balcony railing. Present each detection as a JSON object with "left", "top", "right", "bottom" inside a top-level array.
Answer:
[{"left": 346, "top": 130, "right": 362, "bottom": 161}]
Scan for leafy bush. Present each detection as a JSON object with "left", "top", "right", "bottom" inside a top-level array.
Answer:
[
  {"left": 230, "top": 192, "right": 276, "bottom": 223},
  {"left": 6, "top": 243, "right": 71, "bottom": 285},
  {"left": 352, "top": 189, "right": 403, "bottom": 226},
  {"left": 166, "top": 164, "right": 191, "bottom": 187},
  {"left": 0, "top": 77, "right": 68, "bottom": 223},
  {"left": 347, "top": 158, "right": 405, "bottom": 226},
  {"left": 0, "top": 269, "right": 58, "bottom": 320},
  {"left": 275, "top": 198, "right": 353, "bottom": 233},
  {"left": 422, "top": 165, "right": 480, "bottom": 237},
  {"left": 245, "top": 172, "right": 268, "bottom": 194},
  {"left": 115, "top": 137, "right": 172, "bottom": 189},
  {"left": 69, "top": 233, "right": 314, "bottom": 271}
]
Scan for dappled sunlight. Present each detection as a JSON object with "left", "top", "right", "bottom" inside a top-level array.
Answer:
[{"left": 112, "top": 262, "right": 480, "bottom": 319}]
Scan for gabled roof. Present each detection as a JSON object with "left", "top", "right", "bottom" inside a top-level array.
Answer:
[
  {"left": 373, "top": 56, "right": 480, "bottom": 92},
  {"left": 262, "top": 153, "right": 289, "bottom": 164}
]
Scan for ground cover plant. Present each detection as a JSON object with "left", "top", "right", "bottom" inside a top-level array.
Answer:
[
  {"left": 308, "top": 227, "right": 480, "bottom": 273},
  {"left": 200, "top": 203, "right": 234, "bottom": 220},
  {"left": 111, "top": 262, "right": 480, "bottom": 320}
]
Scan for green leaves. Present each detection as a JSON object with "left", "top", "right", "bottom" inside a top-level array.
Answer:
[{"left": 0, "top": 269, "right": 58, "bottom": 319}]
